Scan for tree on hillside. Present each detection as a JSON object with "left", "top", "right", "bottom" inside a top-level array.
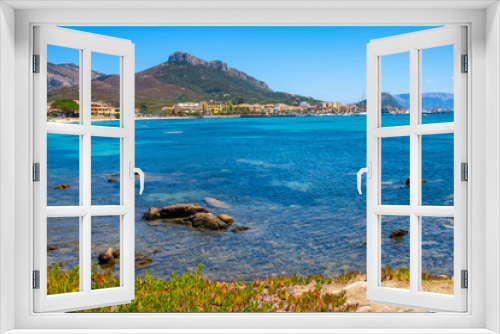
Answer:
[
  {"left": 51, "top": 99, "right": 79, "bottom": 113},
  {"left": 233, "top": 97, "right": 245, "bottom": 104},
  {"left": 139, "top": 102, "right": 148, "bottom": 114}
]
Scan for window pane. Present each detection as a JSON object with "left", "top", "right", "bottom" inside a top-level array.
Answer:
[
  {"left": 421, "top": 133, "right": 454, "bottom": 206},
  {"left": 47, "top": 133, "right": 80, "bottom": 206},
  {"left": 381, "top": 52, "right": 410, "bottom": 127},
  {"left": 421, "top": 216, "right": 454, "bottom": 295},
  {"left": 91, "top": 137, "right": 121, "bottom": 206},
  {"left": 381, "top": 136, "right": 410, "bottom": 205},
  {"left": 381, "top": 215, "right": 410, "bottom": 290},
  {"left": 92, "top": 216, "right": 121, "bottom": 290},
  {"left": 91, "top": 52, "right": 121, "bottom": 126},
  {"left": 47, "top": 45, "right": 81, "bottom": 124},
  {"left": 47, "top": 217, "right": 80, "bottom": 295},
  {"left": 421, "top": 45, "right": 454, "bottom": 125}
]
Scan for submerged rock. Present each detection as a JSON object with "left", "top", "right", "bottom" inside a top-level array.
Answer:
[
  {"left": 108, "top": 178, "right": 118, "bottom": 182},
  {"left": 229, "top": 226, "right": 250, "bottom": 233},
  {"left": 47, "top": 245, "right": 58, "bottom": 252},
  {"left": 54, "top": 183, "right": 70, "bottom": 190},
  {"left": 182, "top": 212, "right": 229, "bottom": 231},
  {"left": 217, "top": 214, "right": 234, "bottom": 225},
  {"left": 204, "top": 197, "right": 231, "bottom": 208},
  {"left": 403, "top": 177, "right": 427, "bottom": 185},
  {"left": 135, "top": 253, "right": 153, "bottom": 268},
  {"left": 390, "top": 229, "right": 408, "bottom": 239}
]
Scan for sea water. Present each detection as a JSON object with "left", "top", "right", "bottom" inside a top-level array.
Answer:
[{"left": 47, "top": 114, "right": 454, "bottom": 281}]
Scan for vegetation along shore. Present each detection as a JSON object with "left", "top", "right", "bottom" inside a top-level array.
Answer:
[{"left": 48, "top": 264, "right": 453, "bottom": 313}]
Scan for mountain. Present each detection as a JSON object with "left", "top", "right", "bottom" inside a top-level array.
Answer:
[
  {"left": 47, "top": 62, "right": 104, "bottom": 89},
  {"left": 47, "top": 52, "right": 320, "bottom": 109},
  {"left": 356, "top": 92, "right": 454, "bottom": 110},
  {"left": 167, "top": 51, "right": 269, "bottom": 90},
  {"left": 356, "top": 92, "right": 403, "bottom": 109},
  {"left": 393, "top": 93, "right": 454, "bottom": 109}
]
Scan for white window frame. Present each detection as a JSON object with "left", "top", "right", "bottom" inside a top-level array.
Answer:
[
  {"left": 1, "top": 2, "right": 498, "bottom": 333},
  {"left": 33, "top": 26, "right": 136, "bottom": 312},
  {"left": 365, "top": 26, "right": 467, "bottom": 312}
]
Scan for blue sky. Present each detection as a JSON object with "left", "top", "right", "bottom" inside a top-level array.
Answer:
[{"left": 51, "top": 26, "right": 453, "bottom": 104}]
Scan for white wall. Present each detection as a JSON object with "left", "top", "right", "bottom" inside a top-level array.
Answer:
[
  {"left": 485, "top": 2, "right": 500, "bottom": 333},
  {"left": 0, "top": 2, "right": 16, "bottom": 333},
  {"left": 6, "top": 5, "right": 494, "bottom": 332}
]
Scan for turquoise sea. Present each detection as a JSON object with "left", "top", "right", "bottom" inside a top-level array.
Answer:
[{"left": 47, "top": 114, "right": 455, "bottom": 281}]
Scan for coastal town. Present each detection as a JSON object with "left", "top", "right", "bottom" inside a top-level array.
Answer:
[{"left": 47, "top": 98, "right": 453, "bottom": 120}]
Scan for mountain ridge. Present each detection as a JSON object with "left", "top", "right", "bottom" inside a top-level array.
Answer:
[
  {"left": 167, "top": 51, "right": 269, "bottom": 90},
  {"left": 392, "top": 93, "right": 454, "bottom": 109},
  {"left": 47, "top": 51, "right": 320, "bottom": 108},
  {"left": 356, "top": 92, "right": 454, "bottom": 110}
]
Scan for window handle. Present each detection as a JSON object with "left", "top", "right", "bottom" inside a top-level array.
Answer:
[
  {"left": 134, "top": 168, "right": 145, "bottom": 195},
  {"left": 129, "top": 162, "right": 145, "bottom": 195},
  {"left": 357, "top": 162, "right": 372, "bottom": 195}
]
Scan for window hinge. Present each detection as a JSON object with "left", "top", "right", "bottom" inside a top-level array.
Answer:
[
  {"left": 33, "top": 54, "right": 40, "bottom": 73},
  {"left": 461, "top": 54, "right": 468, "bottom": 74},
  {"left": 33, "top": 163, "right": 40, "bottom": 182},
  {"left": 461, "top": 270, "right": 468, "bottom": 289},
  {"left": 461, "top": 162, "right": 468, "bottom": 182},
  {"left": 33, "top": 270, "right": 40, "bottom": 289}
]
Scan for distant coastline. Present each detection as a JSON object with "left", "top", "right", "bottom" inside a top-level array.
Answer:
[
  {"left": 48, "top": 113, "right": 371, "bottom": 123},
  {"left": 47, "top": 111, "right": 460, "bottom": 123}
]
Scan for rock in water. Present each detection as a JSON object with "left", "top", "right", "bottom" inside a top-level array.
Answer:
[
  {"left": 135, "top": 253, "right": 152, "bottom": 268},
  {"left": 98, "top": 248, "right": 116, "bottom": 264},
  {"left": 55, "top": 183, "right": 70, "bottom": 190},
  {"left": 108, "top": 178, "right": 118, "bottom": 182},
  {"left": 183, "top": 213, "right": 229, "bottom": 231},
  {"left": 160, "top": 203, "right": 209, "bottom": 219},
  {"left": 390, "top": 229, "right": 408, "bottom": 239},
  {"left": 143, "top": 207, "right": 162, "bottom": 220},
  {"left": 98, "top": 248, "right": 152, "bottom": 268},
  {"left": 217, "top": 214, "right": 234, "bottom": 225},
  {"left": 204, "top": 197, "right": 230, "bottom": 208},
  {"left": 403, "top": 177, "right": 427, "bottom": 185},
  {"left": 229, "top": 226, "right": 250, "bottom": 233},
  {"left": 47, "top": 245, "right": 58, "bottom": 252}
]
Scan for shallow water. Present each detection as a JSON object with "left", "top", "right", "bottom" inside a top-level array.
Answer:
[{"left": 47, "top": 114, "right": 454, "bottom": 281}]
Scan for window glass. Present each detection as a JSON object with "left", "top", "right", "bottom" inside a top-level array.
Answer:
[{"left": 47, "top": 45, "right": 81, "bottom": 124}]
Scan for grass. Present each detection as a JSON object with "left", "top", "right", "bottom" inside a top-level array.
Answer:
[{"left": 46, "top": 264, "right": 451, "bottom": 313}]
